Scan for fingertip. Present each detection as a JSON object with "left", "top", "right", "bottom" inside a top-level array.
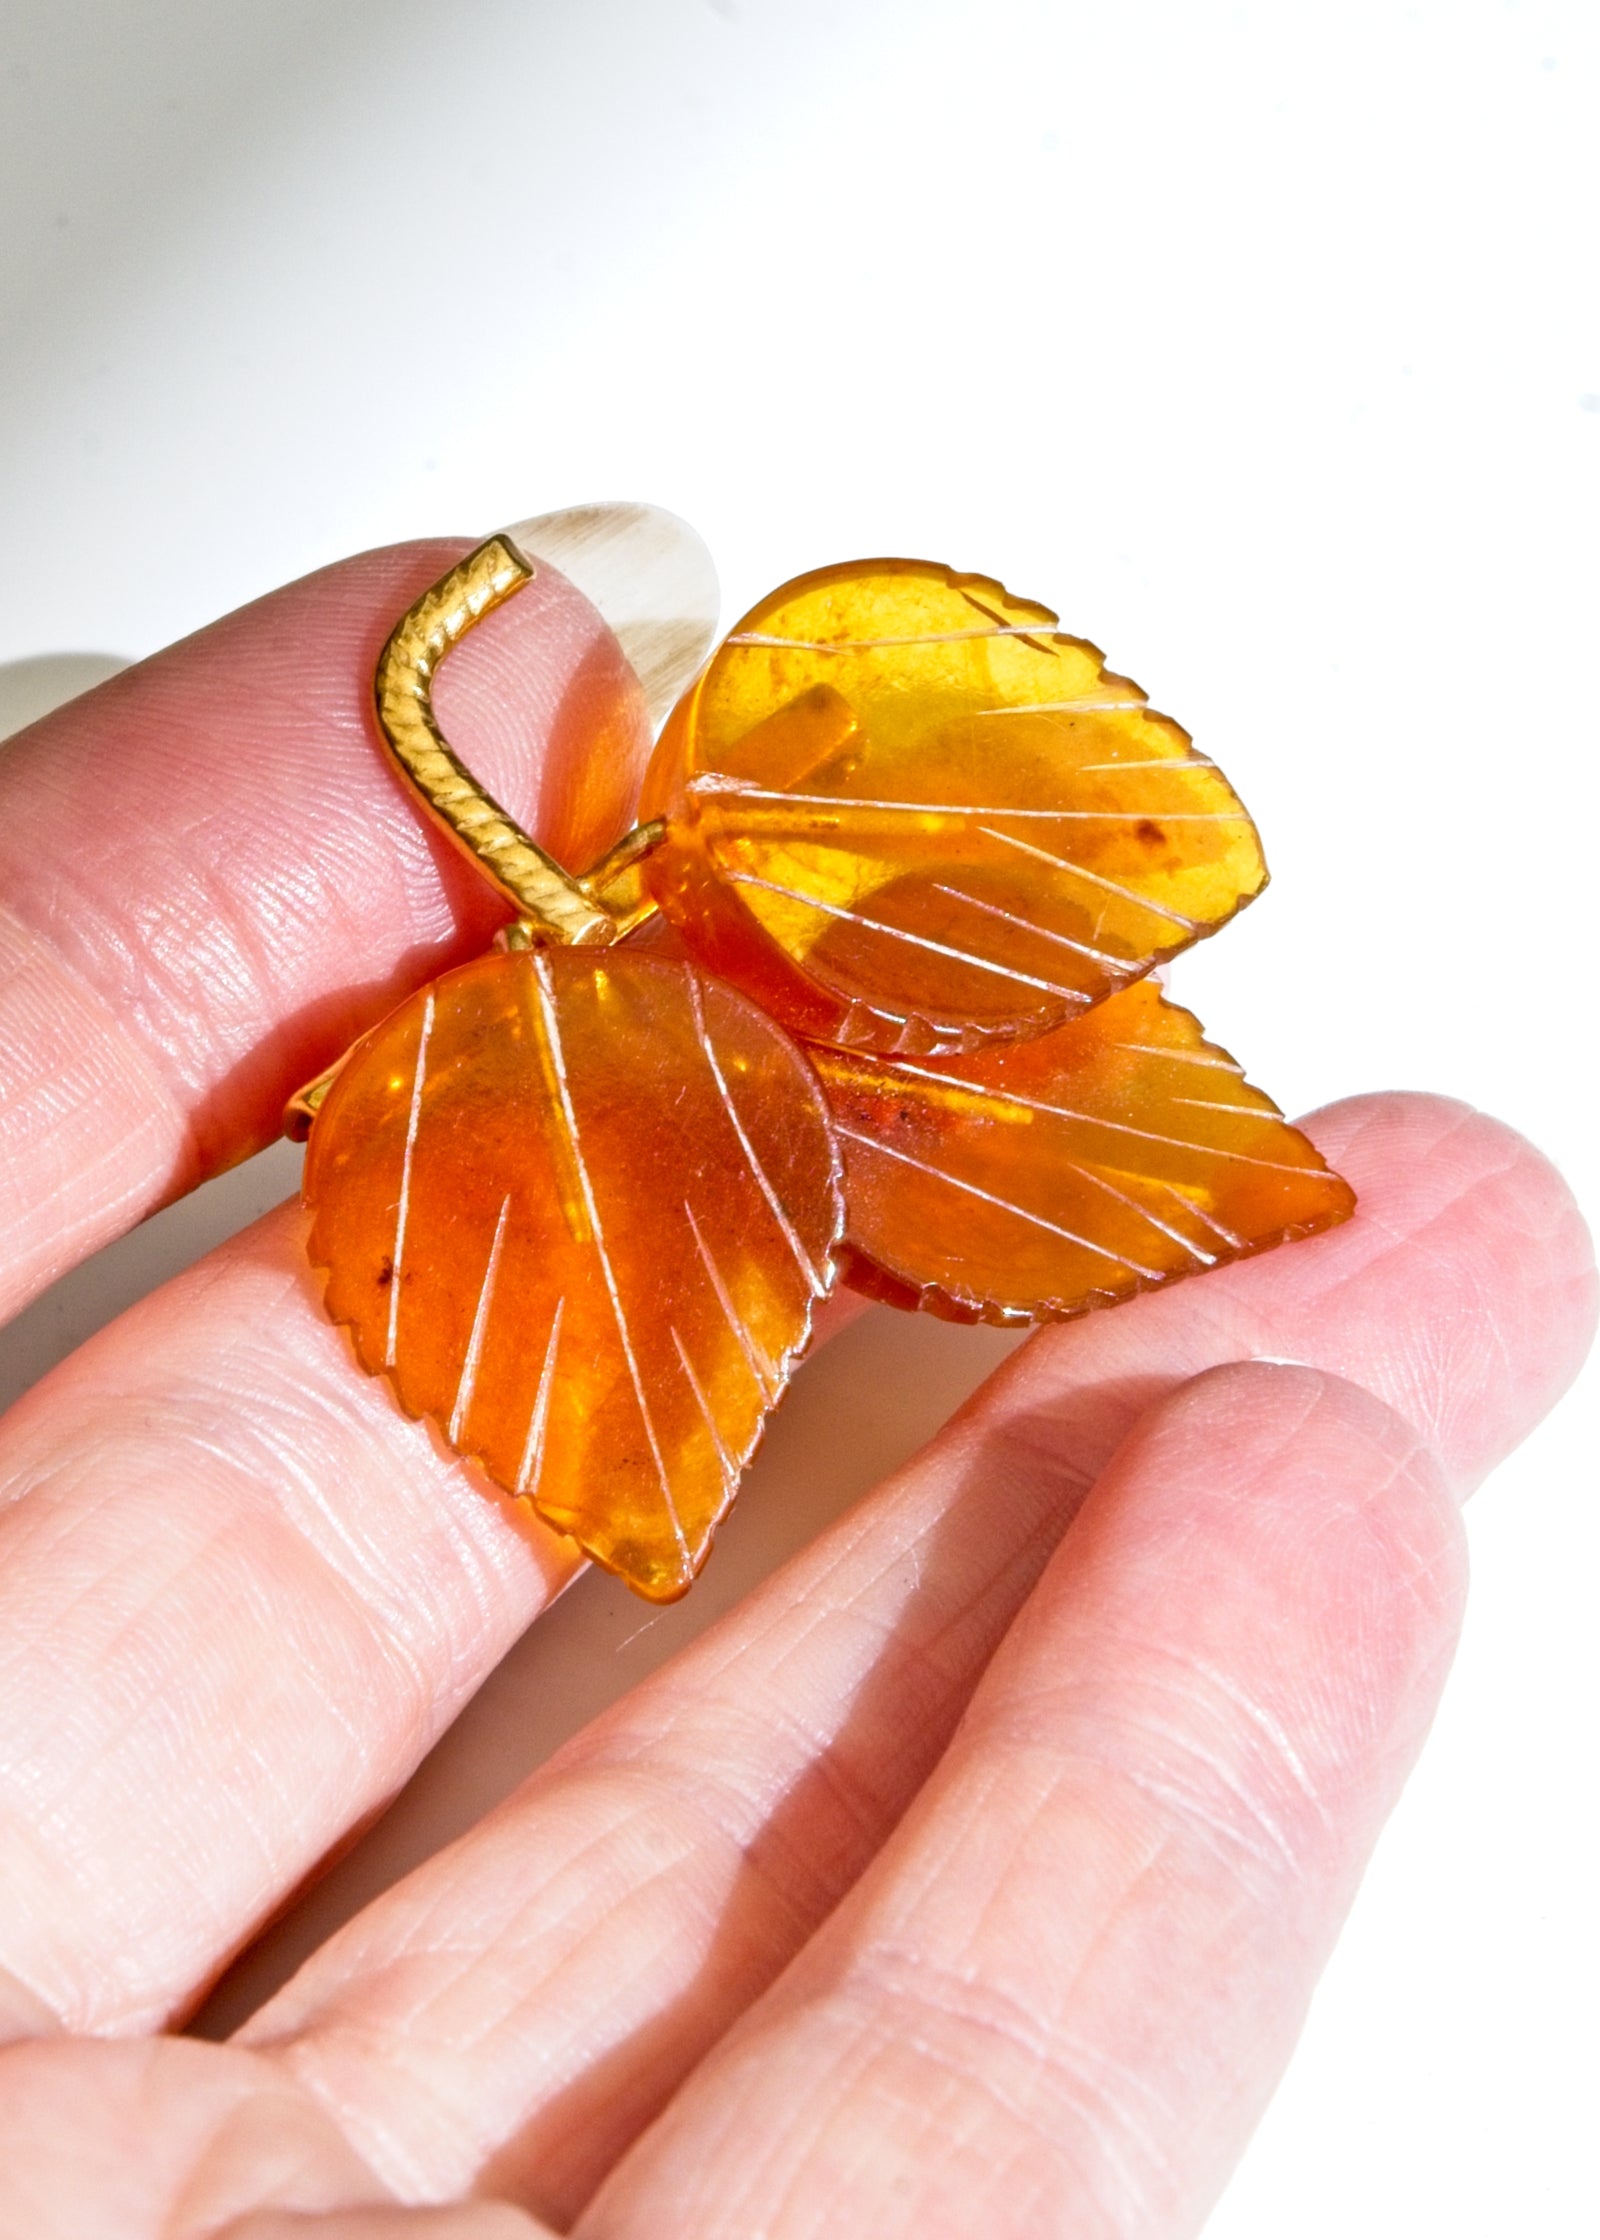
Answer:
[
  {"left": 1008, "top": 1356, "right": 1470, "bottom": 1841},
  {"left": 1132, "top": 1356, "right": 1468, "bottom": 1629},
  {"left": 1296, "top": 1093, "right": 1597, "bottom": 1489},
  {"left": 0, "top": 532, "right": 665, "bottom": 1320}
]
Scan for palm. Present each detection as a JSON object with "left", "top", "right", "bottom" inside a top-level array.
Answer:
[{"left": 0, "top": 544, "right": 1591, "bottom": 2240}]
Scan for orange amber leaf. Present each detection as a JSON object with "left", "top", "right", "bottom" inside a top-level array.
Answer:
[
  {"left": 809, "top": 976, "right": 1353, "bottom": 1325},
  {"left": 304, "top": 950, "right": 842, "bottom": 1600},
  {"left": 641, "top": 559, "right": 1266, "bottom": 1056}
]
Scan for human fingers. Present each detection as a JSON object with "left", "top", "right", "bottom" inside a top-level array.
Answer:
[
  {"left": 576, "top": 1365, "right": 1465, "bottom": 2240},
  {"left": 0, "top": 1094, "right": 1580, "bottom": 2060},
  {"left": 0, "top": 1205, "right": 579, "bottom": 2042},
  {"left": 235, "top": 1096, "right": 1590, "bottom": 2226},
  {"left": 0, "top": 536, "right": 649, "bottom": 1323}
]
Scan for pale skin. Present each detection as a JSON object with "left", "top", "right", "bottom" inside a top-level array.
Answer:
[{"left": 0, "top": 543, "right": 1592, "bottom": 2240}]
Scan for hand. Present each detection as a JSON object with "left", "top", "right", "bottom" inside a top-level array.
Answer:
[{"left": 0, "top": 543, "right": 1591, "bottom": 2240}]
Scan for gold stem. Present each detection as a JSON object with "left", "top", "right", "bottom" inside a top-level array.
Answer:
[
  {"left": 286, "top": 541, "right": 673, "bottom": 1143},
  {"left": 373, "top": 537, "right": 616, "bottom": 946}
]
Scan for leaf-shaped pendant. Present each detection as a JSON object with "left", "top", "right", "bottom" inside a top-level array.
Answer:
[
  {"left": 639, "top": 560, "right": 1266, "bottom": 1056},
  {"left": 305, "top": 949, "right": 842, "bottom": 1600},
  {"left": 293, "top": 521, "right": 1355, "bottom": 1599},
  {"left": 808, "top": 976, "right": 1353, "bottom": 1324}
]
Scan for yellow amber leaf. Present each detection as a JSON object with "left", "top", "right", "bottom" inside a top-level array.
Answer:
[
  {"left": 808, "top": 977, "right": 1353, "bottom": 1325},
  {"left": 641, "top": 559, "right": 1266, "bottom": 1055},
  {"left": 304, "top": 950, "right": 842, "bottom": 1600}
]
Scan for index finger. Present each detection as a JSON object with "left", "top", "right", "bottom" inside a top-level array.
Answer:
[{"left": 0, "top": 533, "right": 650, "bottom": 1323}]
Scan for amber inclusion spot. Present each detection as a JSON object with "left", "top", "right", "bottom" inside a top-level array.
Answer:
[
  {"left": 640, "top": 559, "right": 1267, "bottom": 1055},
  {"left": 808, "top": 976, "right": 1353, "bottom": 1325},
  {"left": 304, "top": 950, "right": 843, "bottom": 1600}
]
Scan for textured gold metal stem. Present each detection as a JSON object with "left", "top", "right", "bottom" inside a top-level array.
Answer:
[
  {"left": 286, "top": 538, "right": 673, "bottom": 1141},
  {"left": 374, "top": 537, "right": 616, "bottom": 946}
]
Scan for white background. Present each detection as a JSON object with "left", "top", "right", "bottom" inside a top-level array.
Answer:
[{"left": 1, "top": 1, "right": 1596, "bottom": 2230}]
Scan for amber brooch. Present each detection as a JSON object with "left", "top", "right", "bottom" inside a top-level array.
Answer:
[{"left": 290, "top": 516, "right": 1354, "bottom": 1602}]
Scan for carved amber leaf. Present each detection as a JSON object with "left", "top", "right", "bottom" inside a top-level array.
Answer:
[
  {"left": 304, "top": 950, "right": 843, "bottom": 1600},
  {"left": 640, "top": 559, "right": 1266, "bottom": 1056},
  {"left": 808, "top": 976, "right": 1353, "bottom": 1325}
]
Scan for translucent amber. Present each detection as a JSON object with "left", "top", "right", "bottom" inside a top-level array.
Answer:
[
  {"left": 304, "top": 950, "right": 842, "bottom": 1600},
  {"left": 808, "top": 976, "right": 1353, "bottom": 1325},
  {"left": 641, "top": 560, "right": 1266, "bottom": 1056}
]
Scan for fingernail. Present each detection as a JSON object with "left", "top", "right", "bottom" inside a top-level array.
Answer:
[{"left": 500, "top": 502, "right": 720, "bottom": 729}]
